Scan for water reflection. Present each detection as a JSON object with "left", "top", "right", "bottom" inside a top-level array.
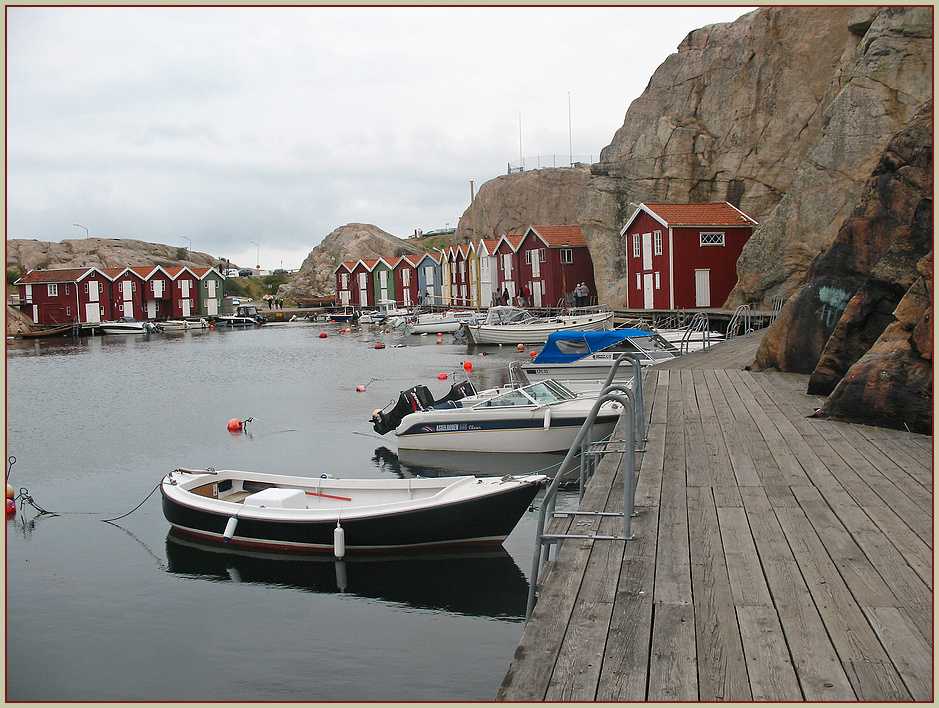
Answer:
[
  {"left": 165, "top": 530, "right": 529, "bottom": 619},
  {"left": 371, "top": 446, "right": 565, "bottom": 479}
]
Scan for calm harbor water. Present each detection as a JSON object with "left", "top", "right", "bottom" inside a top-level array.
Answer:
[{"left": 5, "top": 321, "right": 576, "bottom": 702}]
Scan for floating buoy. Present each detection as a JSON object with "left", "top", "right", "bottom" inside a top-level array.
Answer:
[
  {"left": 385, "top": 328, "right": 391, "bottom": 333},
  {"left": 209, "top": 323, "right": 214, "bottom": 330},
  {"left": 227, "top": 418, "right": 243, "bottom": 432},
  {"left": 356, "top": 385, "right": 367, "bottom": 392},
  {"left": 517, "top": 343, "right": 525, "bottom": 352},
  {"left": 374, "top": 342, "right": 384, "bottom": 349},
  {"left": 334, "top": 522, "right": 346, "bottom": 558},
  {"left": 6, "top": 498, "right": 15, "bottom": 516},
  {"left": 437, "top": 372, "right": 448, "bottom": 380},
  {"left": 530, "top": 350, "right": 538, "bottom": 358},
  {"left": 319, "top": 332, "right": 327, "bottom": 338},
  {"left": 223, "top": 515, "right": 239, "bottom": 542},
  {"left": 436, "top": 338, "right": 442, "bottom": 345},
  {"left": 363, "top": 337, "right": 370, "bottom": 342},
  {"left": 437, "top": 333, "right": 443, "bottom": 337},
  {"left": 463, "top": 361, "right": 473, "bottom": 372},
  {"left": 6, "top": 483, "right": 14, "bottom": 499}
]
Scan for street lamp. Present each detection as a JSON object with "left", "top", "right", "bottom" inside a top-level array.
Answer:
[
  {"left": 73, "top": 223, "right": 89, "bottom": 239},
  {"left": 250, "top": 241, "right": 259, "bottom": 270},
  {"left": 561, "top": 242, "right": 569, "bottom": 313},
  {"left": 182, "top": 235, "right": 192, "bottom": 264}
]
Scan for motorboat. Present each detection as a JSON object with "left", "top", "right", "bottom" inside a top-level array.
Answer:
[
  {"left": 371, "top": 378, "right": 621, "bottom": 453},
  {"left": 517, "top": 329, "right": 678, "bottom": 390},
  {"left": 159, "top": 319, "right": 206, "bottom": 331},
  {"left": 98, "top": 316, "right": 162, "bottom": 335},
  {"left": 462, "top": 306, "right": 614, "bottom": 345},
  {"left": 405, "top": 310, "right": 483, "bottom": 335},
  {"left": 358, "top": 301, "right": 411, "bottom": 325},
  {"left": 215, "top": 305, "right": 267, "bottom": 327},
  {"left": 327, "top": 306, "right": 359, "bottom": 323},
  {"left": 15, "top": 323, "right": 76, "bottom": 339},
  {"left": 161, "top": 467, "right": 547, "bottom": 555}
]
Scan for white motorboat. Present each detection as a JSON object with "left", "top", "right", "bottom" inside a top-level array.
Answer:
[
  {"left": 405, "top": 310, "right": 483, "bottom": 335},
  {"left": 358, "top": 301, "right": 411, "bottom": 325},
  {"left": 371, "top": 378, "right": 621, "bottom": 453},
  {"left": 462, "top": 306, "right": 614, "bottom": 345},
  {"left": 518, "top": 329, "right": 678, "bottom": 391},
  {"left": 161, "top": 467, "right": 547, "bottom": 554},
  {"left": 215, "top": 305, "right": 267, "bottom": 327},
  {"left": 159, "top": 319, "right": 209, "bottom": 331},
  {"left": 98, "top": 316, "right": 161, "bottom": 335}
]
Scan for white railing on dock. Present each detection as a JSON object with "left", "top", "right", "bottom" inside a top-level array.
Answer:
[{"left": 526, "top": 354, "right": 643, "bottom": 619}]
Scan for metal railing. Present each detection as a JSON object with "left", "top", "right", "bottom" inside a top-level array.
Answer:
[
  {"left": 525, "top": 353, "right": 643, "bottom": 619},
  {"left": 726, "top": 304, "right": 754, "bottom": 339},
  {"left": 507, "top": 154, "right": 597, "bottom": 173}
]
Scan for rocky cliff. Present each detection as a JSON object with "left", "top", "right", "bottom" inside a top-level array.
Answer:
[
  {"left": 275, "top": 223, "right": 423, "bottom": 301},
  {"left": 6, "top": 237, "right": 224, "bottom": 274}
]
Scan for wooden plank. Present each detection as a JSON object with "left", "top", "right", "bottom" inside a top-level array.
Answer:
[
  {"left": 859, "top": 426, "right": 932, "bottom": 488},
  {"left": 647, "top": 602, "right": 698, "bottom": 700},
  {"left": 739, "top": 487, "right": 856, "bottom": 700},
  {"left": 736, "top": 606, "right": 803, "bottom": 700},
  {"left": 863, "top": 606, "right": 934, "bottom": 700},
  {"left": 862, "top": 503, "right": 933, "bottom": 589},
  {"left": 680, "top": 371, "right": 712, "bottom": 487},
  {"left": 686, "top": 485, "right": 751, "bottom": 700},
  {"left": 702, "top": 369, "right": 761, "bottom": 487},
  {"left": 692, "top": 369, "right": 738, "bottom": 488},
  {"left": 717, "top": 506, "right": 772, "bottom": 607},
  {"left": 597, "top": 504, "right": 660, "bottom": 701}
]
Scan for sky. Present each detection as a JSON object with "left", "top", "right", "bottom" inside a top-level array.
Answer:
[{"left": 7, "top": 5, "right": 755, "bottom": 271}]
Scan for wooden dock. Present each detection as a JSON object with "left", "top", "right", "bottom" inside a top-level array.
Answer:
[{"left": 498, "top": 330, "right": 932, "bottom": 701}]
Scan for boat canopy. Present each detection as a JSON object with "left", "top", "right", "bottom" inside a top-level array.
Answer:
[
  {"left": 480, "top": 306, "right": 536, "bottom": 325},
  {"left": 533, "top": 329, "right": 665, "bottom": 363}
]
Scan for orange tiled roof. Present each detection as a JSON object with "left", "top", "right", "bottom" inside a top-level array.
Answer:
[
  {"left": 16, "top": 267, "right": 96, "bottom": 284},
  {"left": 642, "top": 203, "right": 757, "bottom": 227},
  {"left": 530, "top": 225, "right": 587, "bottom": 247}
]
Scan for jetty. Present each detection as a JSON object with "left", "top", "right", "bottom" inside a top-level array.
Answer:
[{"left": 499, "top": 330, "right": 932, "bottom": 701}]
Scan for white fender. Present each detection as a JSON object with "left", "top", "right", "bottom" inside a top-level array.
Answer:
[
  {"left": 334, "top": 522, "right": 346, "bottom": 558},
  {"left": 543, "top": 408, "right": 552, "bottom": 430},
  {"left": 223, "top": 515, "right": 239, "bottom": 542}
]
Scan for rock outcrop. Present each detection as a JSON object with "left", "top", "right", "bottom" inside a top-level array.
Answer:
[
  {"left": 276, "top": 223, "right": 423, "bottom": 301},
  {"left": 6, "top": 237, "right": 225, "bottom": 275}
]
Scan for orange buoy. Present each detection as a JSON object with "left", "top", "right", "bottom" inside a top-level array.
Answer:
[
  {"left": 6, "top": 483, "right": 14, "bottom": 500},
  {"left": 517, "top": 343, "right": 525, "bottom": 352},
  {"left": 209, "top": 323, "right": 214, "bottom": 330},
  {"left": 227, "top": 418, "right": 243, "bottom": 432},
  {"left": 530, "top": 350, "right": 538, "bottom": 357},
  {"left": 356, "top": 385, "right": 367, "bottom": 392},
  {"left": 374, "top": 342, "right": 384, "bottom": 349},
  {"left": 437, "top": 372, "right": 448, "bottom": 380},
  {"left": 463, "top": 361, "right": 473, "bottom": 372},
  {"left": 436, "top": 338, "right": 442, "bottom": 345}
]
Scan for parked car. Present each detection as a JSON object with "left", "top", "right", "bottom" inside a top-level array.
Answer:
[
  {"left": 223, "top": 269, "right": 240, "bottom": 278},
  {"left": 238, "top": 269, "right": 253, "bottom": 277},
  {"left": 273, "top": 268, "right": 288, "bottom": 275}
]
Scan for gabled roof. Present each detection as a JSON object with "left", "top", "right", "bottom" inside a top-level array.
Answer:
[
  {"left": 397, "top": 254, "right": 424, "bottom": 267},
  {"left": 495, "top": 234, "right": 525, "bottom": 252},
  {"left": 99, "top": 267, "right": 135, "bottom": 279},
  {"left": 333, "top": 261, "right": 355, "bottom": 274},
  {"left": 190, "top": 266, "right": 221, "bottom": 279},
  {"left": 528, "top": 225, "right": 587, "bottom": 248},
  {"left": 15, "top": 267, "right": 98, "bottom": 284},
  {"left": 477, "top": 238, "right": 500, "bottom": 256},
  {"left": 622, "top": 202, "right": 758, "bottom": 233},
  {"left": 128, "top": 265, "right": 165, "bottom": 279}
]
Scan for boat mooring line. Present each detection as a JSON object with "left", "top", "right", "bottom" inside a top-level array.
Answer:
[
  {"left": 100, "top": 483, "right": 163, "bottom": 522},
  {"left": 242, "top": 417, "right": 299, "bottom": 433}
]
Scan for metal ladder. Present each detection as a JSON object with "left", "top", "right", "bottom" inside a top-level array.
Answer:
[
  {"left": 726, "top": 303, "right": 754, "bottom": 339},
  {"left": 525, "top": 354, "right": 644, "bottom": 619}
]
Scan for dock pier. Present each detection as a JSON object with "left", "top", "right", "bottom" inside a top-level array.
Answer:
[{"left": 499, "top": 330, "right": 932, "bottom": 701}]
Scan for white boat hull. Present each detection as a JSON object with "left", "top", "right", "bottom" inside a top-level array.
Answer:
[{"left": 465, "top": 311, "right": 614, "bottom": 345}]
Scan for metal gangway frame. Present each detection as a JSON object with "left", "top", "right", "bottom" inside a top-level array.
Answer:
[
  {"left": 726, "top": 303, "right": 755, "bottom": 339},
  {"left": 525, "top": 353, "right": 644, "bottom": 619}
]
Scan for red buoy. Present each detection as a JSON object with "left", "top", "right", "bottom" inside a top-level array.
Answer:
[
  {"left": 6, "top": 499, "right": 15, "bottom": 516},
  {"left": 374, "top": 342, "right": 384, "bottom": 349},
  {"left": 517, "top": 343, "right": 525, "bottom": 352},
  {"left": 356, "top": 385, "right": 367, "bottom": 392},
  {"left": 437, "top": 373, "right": 448, "bottom": 380},
  {"left": 530, "top": 350, "right": 538, "bottom": 357},
  {"left": 463, "top": 361, "right": 473, "bottom": 372},
  {"left": 227, "top": 418, "right": 243, "bottom": 432},
  {"left": 319, "top": 332, "right": 328, "bottom": 338}
]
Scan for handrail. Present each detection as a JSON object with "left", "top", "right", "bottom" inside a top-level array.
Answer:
[
  {"left": 525, "top": 353, "right": 643, "bottom": 619},
  {"left": 727, "top": 304, "right": 753, "bottom": 339}
]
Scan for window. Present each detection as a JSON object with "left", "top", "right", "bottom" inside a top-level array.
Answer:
[
  {"left": 700, "top": 232, "right": 725, "bottom": 246},
  {"left": 132, "top": 281, "right": 137, "bottom": 291},
  {"left": 402, "top": 268, "right": 411, "bottom": 286},
  {"left": 525, "top": 250, "right": 532, "bottom": 264},
  {"left": 66, "top": 307, "right": 71, "bottom": 316},
  {"left": 654, "top": 272, "right": 661, "bottom": 289},
  {"left": 635, "top": 273, "right": 641, "bottom": 289},
  {"left": 539, "top": 248, "right": 546, "bottom": 263},
  {"left": 654, "top": 231, "right": 663, "bottom": 256},
  {"left": 65, "top": 284, "right": 70, "bottom": 295},
  {"left": 560, "top": 248, "right": 573, "bottom": 264},
  {"left": 632, "top": 234, "right": 641, "bottom": 257},
  {"left": 47, "top": 284, "right": 59, "bottom": 297}
]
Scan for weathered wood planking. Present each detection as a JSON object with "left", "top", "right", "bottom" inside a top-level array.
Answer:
[{"left": 497, "top": 329, "right": 932, "bottom": 702}]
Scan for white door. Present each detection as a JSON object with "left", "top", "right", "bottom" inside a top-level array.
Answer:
[
  {"left": 642, "top": 233, "right": 653, "bottom": 271},
  {"left": 121, "top": 281, "right": 133, "bottom": 316},
  {"left": 181, "top": 298, "right": 192, "bottom": 317},
  {"left": 695, "top": 269, "right": 711, "bottom": 307},
  {"left": 84, "top": 302, "right": 101, "bottom": 323},
  {"left": 358, "top": 273, "right": 369, "bottom": 305},
  {"left": 531, "top": 250, "right": 541, "bottom": 278},
  {"left": 207, "top": 299, "right": 218, "bottom": 316},
  {"left": 643, "top": 273, "right": 655, "bottom": 309},
  {"left": 532, "top": 280, "right": 544, "bottom": 307},
  {"left": 153, "top": 280, "right": 164, "bottom": 298},
  {"left": 88, "top": 280, "right": 99, "bottom": 302},
  {"left": 146, "top": 301, "right": 157, "bottom": 318}
]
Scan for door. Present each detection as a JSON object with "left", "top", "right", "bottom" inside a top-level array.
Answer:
[
  {"left": 181, "top": 298, "right": 192, "bottom": 316},
  {"left": 84, "top": 302, "right": 101, "bottom": 323},
  {"left": 206, "top": 298, "right": 218, "bottom": 316},
  {"left": 378, "top": 270, "right": 389, "bottom": 302},
  {"left": 643, "top": 273, "right": 655, "bottom": 309},
  {"left": 695, "top": 269, "right": 711, "bottom": 307},
  {"left": 121, "top": 281, "right": 134, "bottom": 316},
  {"left": 531, "top": 250, "right": 541, "bottom": 278},
  {"left": 146, "top": 301, "right": 157, "bottom": 318},
  {"left": 532, "top": 280, "right": 544, "bottom": 307},
  {"left": 642, "top": 233, "right": 653, "bottom": 271},
  {"left": 358, "top": 273, "right": 369, "bottom": 305}
]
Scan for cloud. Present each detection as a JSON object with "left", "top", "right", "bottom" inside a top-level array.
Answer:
[{"left": 7, "top": 5, "right": 754, "bottom": 270}]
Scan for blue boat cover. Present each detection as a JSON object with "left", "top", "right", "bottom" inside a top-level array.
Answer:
[{"left": 532, "top": 329, "right": 652, "bottom": 364}]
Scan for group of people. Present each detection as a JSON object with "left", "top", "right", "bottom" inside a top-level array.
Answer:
[
  {"left": 264, "top": 296, "right": 285, "bottom": 309},
  {"left": 499, "top": 283, "right": 532, "bottom": 307},
  {"left": 573, "top": 282, "right": 590, "bottom": 307}
]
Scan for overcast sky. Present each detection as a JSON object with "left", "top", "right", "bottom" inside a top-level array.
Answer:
[{"left": 7, "top": 5, "right": 754, "bottom": 271}]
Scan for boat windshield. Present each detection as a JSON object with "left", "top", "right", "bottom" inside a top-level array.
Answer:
[
  {"left": 477, "top": 380, "right": 576, "bottom": 407},
  {"left": 616, "top": 334, "right": 678, "bottom": 360}
]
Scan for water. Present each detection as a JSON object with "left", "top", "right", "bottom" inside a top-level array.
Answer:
[{"left": 5, "top": 322, "right": 576, "bottom": 701}]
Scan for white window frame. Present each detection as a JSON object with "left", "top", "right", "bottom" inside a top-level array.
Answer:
[
  {"left": 654, "top": 231, "right": 663, "bottom": 256},
  {"left": 632, "top": 233, "right": 641, "bottom": 257},
  {"left": 560, "top": 248, "right": 573, "bottom": 264},
  {"left": 654, "top": 272, "right": 661, "bottom": 289},
  {"left": 700, "top": 232, "right": 725, "bottom": 246},
  {"left": 47, "top": 284, "right": 59, "bottom": 297}
]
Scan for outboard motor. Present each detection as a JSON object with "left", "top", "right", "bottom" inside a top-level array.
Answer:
[
  {"left": 434, "top": 380, "right": 477, "bottom": 405},
  {"left": 371, "top": 385, "right": 435, "bottom": 435}
]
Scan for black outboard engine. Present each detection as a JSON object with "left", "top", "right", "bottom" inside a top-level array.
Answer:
[
  {"left": 434, "top": 380, "right": 477, "bottom": 405},
  {"left": 371, "top": 385, "right": 435, "bottom": 435}
]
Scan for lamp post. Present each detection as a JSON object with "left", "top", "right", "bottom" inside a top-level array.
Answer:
[
  {"left": 250, "top": 241, "right": 259, "bottom": 270},
  {"left": 561, "top": 242, "right": 569, "bottom": 313},
  {"left": 182, "top": 235, "right": 192, "bottom": 265},
  {"left": 73, "top": 223, "right": 89, "bottom": 239}
]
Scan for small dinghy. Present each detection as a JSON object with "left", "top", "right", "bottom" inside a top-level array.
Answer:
[{"left": 161, "top": 468, "right": 547, "bottom": 555}]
